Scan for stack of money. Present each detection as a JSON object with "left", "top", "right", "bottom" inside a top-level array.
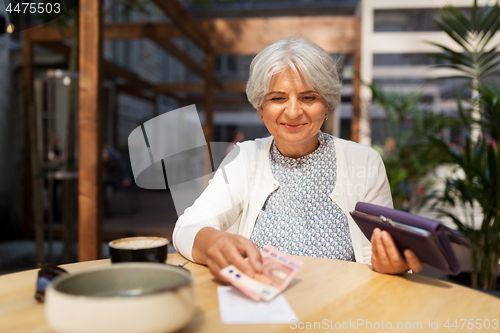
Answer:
[{"left": 220, "top": 245, "right": 303, "bottom": 302}]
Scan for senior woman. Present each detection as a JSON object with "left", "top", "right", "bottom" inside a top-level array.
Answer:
[{"left": 173, "top": 38, "right": 422, "bottom": 280}]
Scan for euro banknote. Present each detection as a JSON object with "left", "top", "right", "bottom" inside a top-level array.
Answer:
[
  {"left": 220, "top": 245, "right": 303, "bottom": 301},
  {"left": 254, "top": 245, "right": 303, "bottom": 291},
  {"left": 220, "top": 265, "right": 281, "bottom": 302}
]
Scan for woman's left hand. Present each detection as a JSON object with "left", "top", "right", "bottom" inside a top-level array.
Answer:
[{"left": 371, "top": 228, "right": 423, "bottom": 274}]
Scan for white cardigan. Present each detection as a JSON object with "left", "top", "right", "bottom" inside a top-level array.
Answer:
[{"left": 172, "top": 135, "right": 393, "bottom": 264}]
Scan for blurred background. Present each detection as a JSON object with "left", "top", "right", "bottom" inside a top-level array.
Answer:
[{"left": 0, "top": 0, "right": 499, "bottom": 292}]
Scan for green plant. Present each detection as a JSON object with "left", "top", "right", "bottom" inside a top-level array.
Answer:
[
  {"left": 429, "top": 0, "right": 500, "bottom": 86},
  {"left": 477, "top": 84, "right": 500, "bottom": 140},
  {"left": 427, "top": 134, "right": 499, "bottom": 290},
  {"left": 368, "top": 84, "right": 452, "bottom": 210},
  {"left": 424, "top": 0, "right": 500, "bottom": 290}
]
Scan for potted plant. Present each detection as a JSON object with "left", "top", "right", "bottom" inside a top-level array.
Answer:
[
  {"left": 424, "top": 0, "right": 500, "bottom": 290},
  {"left": 368, "top": 84, "right": 452, "bottom": 211}
]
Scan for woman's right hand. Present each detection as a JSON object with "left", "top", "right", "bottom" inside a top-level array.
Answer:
[{"left": 192, "top": 227, "right": 263, "bottom": 282}]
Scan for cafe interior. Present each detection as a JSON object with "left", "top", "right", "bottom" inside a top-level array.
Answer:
[{"left": 1, "top": 0, "right": 499, "bottom": 332}]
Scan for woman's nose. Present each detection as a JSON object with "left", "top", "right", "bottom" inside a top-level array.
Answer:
[{"left": 284, "top": 98, "right": 302, "bottom": 118}]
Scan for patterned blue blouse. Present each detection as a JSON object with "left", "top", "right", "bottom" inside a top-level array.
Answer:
[{"left": 250, "top": 131, "right": 355, "bottom": 261}]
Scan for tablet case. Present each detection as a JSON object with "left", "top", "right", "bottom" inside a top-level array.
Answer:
[{"left": 350, "top": 202, "right": 470, "bottom": 275}]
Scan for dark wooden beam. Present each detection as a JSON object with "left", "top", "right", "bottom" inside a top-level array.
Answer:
[
  {"left": 204, "top": 53, "right": 214, "bottom": 143},
  {"left": 112, "top": 87, "right": 119, "bottom": 149},
  {"left": 37, "top": 42, "right": 71, "bottom": 57},
  {"left": 155, "top": 82, "right": 247, "bottom": 93},
  {"left": 22, "top": 30, "right": 33, "bottom": 240},
  {"left": 105, "top": 22, "right": 182, "bottom": 40},
  {"left": 151, "top": 0, "right": 211, "bottom": 52},
  {"left": 79, "top": 0, "right": 104, "bottom": 262},
  {"left": 351, "top": 19, "right": 361, "bottom": 143},
  {"left": 30, "top": 23, "right": 182, "bottom": 42},
  {"left": 29, "top": 25, "right": 74, "bottom": 42},
  {"left": 155, "top": 82, "right": 204, "bottom": 94},
  {"left": 186, "top": 95, "right": 249, "bottom": 105},
  {"left": 23, "top": 30, "right": 44, "bottom": 262},
  {"left": 215, "top": 81, "right": 246, "bottom": 92},
  {"left": 203, "top": 53, "right": 215, "bottom": 185}
]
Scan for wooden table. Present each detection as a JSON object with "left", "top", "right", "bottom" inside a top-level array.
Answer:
[{"left": 1, "top": 253, "right": 499, "bottom": 332}]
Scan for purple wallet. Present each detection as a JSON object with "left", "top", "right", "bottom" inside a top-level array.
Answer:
[{"left": 350, "top": 202, "right": 470, "bottom": 275}]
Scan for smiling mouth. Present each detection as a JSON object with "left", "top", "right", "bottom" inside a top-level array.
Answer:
[{"left": 282, "top": 123, "right": 306, "bottom": 130}]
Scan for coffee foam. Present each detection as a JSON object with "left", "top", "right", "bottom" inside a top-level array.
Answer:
[{"left": 110, "top": 237, "right": 168, "bottom": 250}]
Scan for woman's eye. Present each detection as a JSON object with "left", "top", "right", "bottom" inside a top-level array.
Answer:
[
  {"left": 303, "top": 96, "right": 316, "bottom": 101},
  {"left": 271, "top": 97, "right": 284, "bottom": 101}
]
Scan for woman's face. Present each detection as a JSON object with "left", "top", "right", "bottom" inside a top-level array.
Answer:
[{"left": 260, "top": 67, "right": 328, "bottom": 158}]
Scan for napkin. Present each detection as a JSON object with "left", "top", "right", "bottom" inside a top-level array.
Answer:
[{"left": 217, "top": 286, "right": 298, "bottom": 325}]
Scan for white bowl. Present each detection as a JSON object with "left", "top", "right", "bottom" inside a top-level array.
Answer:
[{"left": 45, "top": 263, "right": 195, "bottom": 333}]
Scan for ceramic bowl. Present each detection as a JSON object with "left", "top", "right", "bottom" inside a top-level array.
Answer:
[{"left": 45, "top": 263, "right": 195, "bottom": 333}]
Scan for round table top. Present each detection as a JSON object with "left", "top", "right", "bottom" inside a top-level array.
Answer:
[{"left": 0, "top": 253, "right": 499, "bottom": 332}]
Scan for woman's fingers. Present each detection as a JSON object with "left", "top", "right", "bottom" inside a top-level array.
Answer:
[
  {"left": 205, "top": 236, "right": 234, "bottom": 278},
  {"left": 372, "top": 228, "right": 418, "bottom": 274},
  {"left": 370, "top": 228, "right": 381, "bottom": 271},
  {"left": 372, "top": 228, "right": 390, "bottom": 270},
  {"left": 380, "top": 230, "right": 408, "bottom": 272},
  {"left": 404, "top": 249, "right": 423, "bottom": 273},
  {"left": 238, "top": 238, "right": 263, "bottom": 273},
  {"left": 225, "top": 242, "right": 257, "bottom": 277},
  {"left": 207, "top": 245, "right": 230, "bottom": 270},
  {"left": 205, "top": 233, "right": 262, "bottom": 278}
]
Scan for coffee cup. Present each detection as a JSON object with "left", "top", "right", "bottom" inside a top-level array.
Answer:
[{"left": 109, "top": 236, "right": 169, "bottom": 263}]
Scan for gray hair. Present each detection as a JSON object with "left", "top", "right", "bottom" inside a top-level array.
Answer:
[{"left": 246, "top": 38, "right": 341, "bottom": 112}]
